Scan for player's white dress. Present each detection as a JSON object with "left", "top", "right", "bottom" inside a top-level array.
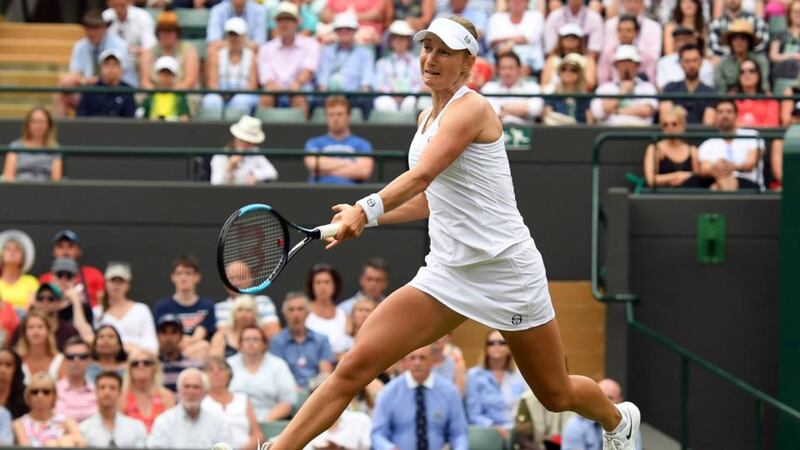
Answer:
[{"left": 407, "top": 85, "right": 555, "bottom": 331}]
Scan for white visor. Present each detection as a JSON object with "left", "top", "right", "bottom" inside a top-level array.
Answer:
[{"left": 413, "top": 17, "right": 479, "bottom": 56}]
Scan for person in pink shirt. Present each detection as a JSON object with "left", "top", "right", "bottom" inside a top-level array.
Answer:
[
  {"left": 601, "top": 0, "right": 662, "bottom": 81},
  {"left": 598, "top": 14, "right": 657, "bottom": 84},
  {"left": 321, "top": 0, "right": 385, "bottom": 44},
  {"left": 55, "top": 337, "right": 97, "bottom": 423}
]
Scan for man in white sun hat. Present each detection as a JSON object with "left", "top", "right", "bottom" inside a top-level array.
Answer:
[
  {"left": 591, "top": 45, "right": 657, "bottom": 126},
  {"left": 139, "top": 56, "right": 190, "bottom": 121},
  {"left": 373, "top": 20, "right": 425, "bottom": 113},
  {"left": 210, "top": 115, "right": 278, "bottom": 185}
]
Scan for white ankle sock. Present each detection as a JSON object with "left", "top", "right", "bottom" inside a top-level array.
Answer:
[{"left": 610, "top": 406, "right": 629, "bottom": 434}]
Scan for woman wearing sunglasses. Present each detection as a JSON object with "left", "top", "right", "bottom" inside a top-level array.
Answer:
[
  {"left": 733, "top": 58, "right": 780, "bottom": 128},
  {"left": 14, "top": 311, "right": 64, "bottom": 385},
  {"left": 121, "top": 348, "right": 175, "bottom": 432},
  {"left": 465, "top": 330, "right": 528, "bottom": 441},
  {"left": 12, "top": 372, "right": 84, "bottom": 447},
  {"left": 543, "top": 53, "right": 593, "bottom": 125},
  {"left": 643, "top": 105, "right": 704, "bottom": 188}
]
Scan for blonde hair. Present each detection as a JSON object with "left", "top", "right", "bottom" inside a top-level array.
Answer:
[
  {"left": 122, "top": 348, "right": 165, "bottom": 395},
  {"left": 476, "top": 330, "right": 516, "bottom": 372},
  {"left": 20, "top": 106, "right": 57, "bottom": 148},
  {"left": 15, "top": 311, "right": 58, "bottom": 358},
  {"left": 448, "top": 16, "right": 478, "bottom": 82},
  {"left": 662, "top": 105, "right": 688, "bottom": 126},
  {"left": 228, "top": 295, "right": 260, "bottom": 329},
  {"left": 346, "top": 297, "right": 377, "bottom": 337},
  {"left": 24, "top": 372, "right": 57, "bottom": 408}
]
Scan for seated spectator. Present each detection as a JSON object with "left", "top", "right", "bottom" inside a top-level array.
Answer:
[
  {"left": 76, "top": 49, "right": 137, "bottom": 118},
  {"left": 591, "top": 45, "right": 658, "bottom": 126},
  {"left": 373, "top": 21, "right": 424, "bottom": 113},
  {"left": 228, "top": 325, "right": 297, "bottom": 421},
  {"left": 201, "top": 17, "right": 260, "bottom": 116},
  {"left": 103, "top": 0, "right": 157, "bottom": 60},
  {"left": 93, "top": 263, "right": 157, "bottom": 353},
  {"left": 733, "top": 59, "right": 780, "bottom": 127},
  {"left": 465, "top": 331, "right": 527, "bottom": 437},
  {"left": 267, "top": 0, "right": 321, "bottom": 36},
  {"left": 384, "top": 0, "right": 434, "bottom": 30},
  {"left": 40, "top": 230, "right": 104, "bottom": 308},
  {"left": 139, "top": 10, "right": 200, "bottom": 89},
  {"left": 87, "top": 325, "right": 127, "bottom": 382},
  {"left": 153, "top": 255, "right": 217, "bottom": 360},
  {"left": 207, "top": 0, "right": 267, "bottom": 51},
  {"left": 780, "top": 80, "right": 800, "bottom": 125},
  {"left": 709, "top": 0, "right": 768, "bottom": 56},
  {"left": 430, "top": 335, "right": 465, "bottom": 393},
  {"left": 769, "top": 0, "right": 800, "bottom": 81},
  {"left": 340, "top": 298, "right": 376, "bottom": 354},
  {"left": 512, "top": 389, "right": 575, "bottom": 450},
  {"left": 486, "top": 0, "right": 545, "bottom": 74},
  {"left": 258, "top": 2, "right": 320, "bottom": 114},
  {"left": 543, "top": 0, "right": 604, "bottom": 57},
  {"left": 598, "top": 14, "right": 657, "bottom": 84},
  {"left": 0, "top": 296, "right": 19, "bottom": 349},
  {"left": 0, "top": 349, "right": 29, "bottom": 418},
  {"left": 43, "top": 259, "right": 94, "bottom": 344},
  {"left": 600, "top": 0, "right": 662, "bottom": 81},
  {"left": 156, "top": 315, "right": 201, "bottom": 392},
  {"left": 55, "top": 337, "right": 96, "bottom": 422},
  {"left": 371, "top": 345, "right": 468, "bottom": 450},
  {"left": 541, "top": 24, "right": 597, "bottom": 91},
  {"left": 0, "top": 230, "right": 38, "bottom": 311},
  {"left": 304, "top": 264, "right": 350, "bottom": 354},
  {"left": 660, "top": 44, "right": 716, "bottom": 125},
  {"left": 79, "top": 371, "right": 147, "bottom": 448},
  {"left": 433, "top": 0, "right": 488, "bottom": 36},
  {"left": 304, "top": 96, "right": 374, "bottom": 184},
  {"left": 0, "top": 407, "right": 11, "bottom": 445},
  {"left": 20, "top": 284, "right": 80, "bottom": 351},
  {"left": 698, "top": 101, "right": 763, "bottom": 191},
  {"left": 662, "top": 0, "right": 707, "bottom": 55},
  {"left": 148, "top": 368, "right": 232, "bottom": 448},
  {"left": 562, "top": 378, "right": 641, "bottom": 450},
  {"left": 217, "top": 261, "right": 280, "bottom": 337},
  {"left": 656, "top": 28, "right": 714, "bottom": 90},
  {"left": 210, "top": 115, "right": 279, "bottom": 185},
  {"left": 202, "top": 356, "right": 264, "bottom": 450},
  {"left": 644, "top": 106, "right": 704, "bottom": 188},
  {"left": 339, "top": 258, "right": 389, "bottom": 314},
  {"left": 770, "top": 102, "right": 800, "bottom": 189},
  {"left": 15, "top": 311, "right": 64, "bottom": 384},
  {"left": 543, "top": 53, "right": 593, "bottom": 125},
  {"left": 53, "top": 10, "right": 134, "bottom": 117},
  {"left": 318, "top": 12, "right": 375, "bottom": 97},
  {"left": 121, "top": 348, "right": 176, "bottom": 432},
  {"left": 210, "top": 295, "right": 262, "bottom": 358},
  {"left": 3, "top": 107, "right": 62, "bottom": 182},
  {"left": 320, "top": 0, "right": 384, "bottom": 44},
  {"left": 481, "top": 52, "right": 544, "bottom": 124},
  {"left": 308, "top": 408, "right": 373, "bottom": 450},
  {"left": 714, "top": 19, "right": 770, "bottom": 93},
  {"left": 12, "top": 373, "right": 84, "bottom": 447},
  {"left": 139, "top": 56, "right": 191, "bottom": 121},
  {"left": 467, "top": 56, "right": 495, "bottom": 91}
]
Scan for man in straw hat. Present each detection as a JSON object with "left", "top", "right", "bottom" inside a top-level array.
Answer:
[
  {"left": 713, "top": 18, "right": 770, "bottom": 93},
  {"left": 210, "top": 115, "right": 278, "bottom": 185},
  {"left": 709, "top": 0, "right": 768, "bottom": 56}
]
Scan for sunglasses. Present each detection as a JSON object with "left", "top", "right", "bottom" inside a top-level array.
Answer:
[
  {"left": 65, "top": 353, "right": 91, "bottom": 361},
  {"left": 740, "top": 67, "right": 757, "bottom": 74},
  {"left": 55, "top": 271, "right": 75, "bottom": 280},
  {"left": 486, "top": 339, "right": 508, "bottom": 346},
  {"left": 130, "top": 359, "right": 155, "bottom": 368},
  {"left": 30, "top": 389, "right": 53, "bottom": 396},
  {"left": 36, "top": 295, "right": 57, "bottom": 302}
]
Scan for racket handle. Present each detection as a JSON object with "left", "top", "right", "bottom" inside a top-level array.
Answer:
[{"left": 315, "top": 223, "right": 340, "bottom": 239}]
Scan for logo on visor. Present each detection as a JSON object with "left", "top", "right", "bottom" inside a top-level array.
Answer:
[{"left": 464, "top": 35, "right": 471, "bottom": 44}]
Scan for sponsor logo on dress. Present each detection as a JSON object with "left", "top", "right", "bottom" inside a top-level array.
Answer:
[{"left": 511, "top": 314, "right": 523, "bottom": 326}]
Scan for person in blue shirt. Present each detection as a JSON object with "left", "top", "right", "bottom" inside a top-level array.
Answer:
[
  {"left": 76, "top": 49, "right": 137, "bottom": 118},
  {"left": 207, "top": 0, "right": 267, "bottom": 49},
  {"left": 268, "top": 292, "right": 334, "bottom": 390},
  {"left": 317, "top": 13, "right": 374, "bottom": 93},
  {"left": 562, "top": 378, "right": 643, "bottom": 450},
  {"left": 371, "top": 345, "right": 468, "bottom": 450},
  {"left": 304, "top": 96, "right": 374, "bottom": 184}
]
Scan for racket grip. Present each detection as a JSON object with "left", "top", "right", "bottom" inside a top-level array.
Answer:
[{"left": 315, "top": 223, "right": 340, "bottom": 239}]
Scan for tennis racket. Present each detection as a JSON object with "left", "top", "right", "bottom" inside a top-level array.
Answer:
[{"left": 217, "top": 204, "right": 340, "bottom": 294}]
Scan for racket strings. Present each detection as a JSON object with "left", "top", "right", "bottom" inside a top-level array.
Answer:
[{"left": 222, "top": 210, "right": 286, "bottom": 290}]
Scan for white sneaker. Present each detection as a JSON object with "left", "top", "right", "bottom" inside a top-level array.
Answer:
[{"left": 603, "top": 401, "right": 640, "bottom": 450}]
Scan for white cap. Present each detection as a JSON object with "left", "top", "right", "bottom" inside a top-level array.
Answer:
[
  {"left": 230, "top": 115, "right": 265, "bottom": 144},
  {"left": 224, "top": 17, "right": 249, "bottom": 36},
  {"left": 388, "top": 20, "right": 415, "bottom": 37},
  {"left": 558, "top": 23, "right": 584, "bottom": 38},
  {"left": 104, "top": 262, "right": 132, "bottom": 281},
  {"left": 413, "top": 17, "right": 479, "bottom": 56},
  {"left": 332, "top": 12, "right": 358, "bottom": 30},
  {"left": 154, "top": 55, "right": 179, "bottom": 74},
  {"left": 274, "top": 1, "right": 299, "bottom": 20},
  {"left": 613, "top": 44, "right": 640, "bottom": 63},
  {"left": 98, "top": 48, "right": 126, "bottom": 68}
]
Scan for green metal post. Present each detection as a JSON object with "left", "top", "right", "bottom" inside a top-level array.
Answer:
[
  {"left": 755, "top": 400, "right": 763, "bottom": 450},
  {"left": 681, "top": 357, "right": 689, "bottom": 450}
]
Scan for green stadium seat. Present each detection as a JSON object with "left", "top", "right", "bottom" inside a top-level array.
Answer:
[
  {"left": 255, "top": 107, "right": 307, "bottom": 123},
  {"left": 145, "top": 8, "right": 161, "bottom": 22},
  {"left": 176, "top": 8, "right": 210, "bottom": 39},
  {"left": 468, "top": 426, "right": 506, "bottom": 450},
  {"left": 259, "top": 420, "right": 290, "bottom": 440},
  {"left": 774, "top": 78, "right": 799, "bottom": 96},
  {"left": 310, "top": 106, "right": 365, "bottom": 124},
  {"left": 194, "top": 104, "right": 223, "bottom": 121},
  {"left": 223, "top": 107, "right": 248, "bottom": 122},
  {"left": 769, "top": 15, "right": 788, "bottom": 35},
  {"left": 368, "top": 109, "right": 417, "bottom": 124},
  {"left": 184, "top": 38, "right": 208, "bottom": 60}
]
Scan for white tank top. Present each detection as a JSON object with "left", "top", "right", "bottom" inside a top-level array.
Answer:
[
  {"left": 218, "top": 47, "right": 254, "bottom": 90},
  {"left": 409, "top": 85, "right": 531, "bottom": 266}
]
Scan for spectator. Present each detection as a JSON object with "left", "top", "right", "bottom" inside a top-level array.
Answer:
[
  {"left": 656, "top": 27, "right": 714, "bottom": 90},
  {"left": 543, "top": 0, "right": 604, "bottom": 56},
  {"left": 541, "top": 24, "right": 597, "bottom": 91},
  {"left": 103, "top": 0, "right": 157, "bottom": 58},
  {"left": 591, "top": 45, "right": 658, "bottom": 125},
  {"left": 3, "top": 107, "right": 62, "bottom": 182},
  {"left": 601, "top": 0, "right": 662, "bottom": 80},
  {"left": 139, "top": 10, "right": 200, "bottom": 90},
  {"left": 373, "top": 20, "right": 424, "bottom": 113},
  {"left": 304, "top": 96, "right": 374, "bottom": 184},
  {"left": 714, "top": 19, "right": 771, "bottom": 93},
  {"left": 21, "top": 283, "right": 80, "bottom": 351},
  {"left": 320, "top": 0, "right": 385, "bottom": 44},
  {"left": 43, "top": 259, "right": 94, "bottom": 345},
  {"left": 661, "top": 44, "right": 716, "bottom": 125},
  {"left": 486, "top": 0, "right": 545, "bottom": 74},
  {"left": 780, "top": 79, "right": 800, "bottom": 126},
  {"left": 153, "top": 255, "right": 217, "bottom": 361},
  {"left": 698, "top": 100, "right": 763, "bottom": 190},
  {"left": 339, "top": 258, "right": 389, "bottom": 314},
  {"left": 76, "top": 49, "right": 137, "bottom": 118},
  {"left": 15, "top": 311, "right": 64, "bottom": 384},
  {"left": 562, "top": 378, "right": 642, "bottom": 450},
  {"left": 644, "top": 105, "right": 704, "bottom": 188},
  {"left": 482, "top": 51, "right": 544, "bottom": 124},
  {"left": 733, "top": 58, "right": 780, "bottom": 127},
  {"left": 663, "top": 0, "right": 707, "bottom": 55},
  {"left": 121, "top": 348, "right": 176, "bottom": 432},
  {"left": 40, "top": 229, "right": 105, "bottom": 309},
  {"left": 148, "top": 368, "right": 232, "bottom": 448},
  {"left": 340, "top": 297, "right": 377, "bottom": 354},
  {"left": 207, "top": 0, "right": 267, "bottom": 49},
  {"left": 318, "top": 13, "right": 375, "bottom": 96},
  {"left": 269, "top": 292, "right": 334, "bottom": 391},
  {"left": 55, "top": 337, "right": 97, "bottom": 423},
  {"left": 217, "top": 261, "right": 280, "bottom": 337},
  {"left": 93, "top": 262, "right": 158, "bottom": 354},
  {"left": 543, "top": 53, "right": 593, "bottom": 125},
  {"left": 202, "top": 356, "right": 264, "bottom": 450},
  {"left": 210, "top": 115, "right": 279, "bottom": 185},
  {"left": 429, "top": 335, "right": 465, "bottom": 393},
  {"left": 53, "top": 10, "right": 133, "bottom": 117},
  {"left": 0, "top": 349, "right": 29, "bottom": 418},
  {"left": 0, "top": 295, "right": 18, "bottom": 349},
  {"left": 304, "top": 264, "right": 350, "bottom": 354},
  {"left": 156, "top": 315, "right": 201, "bottom": 392},
  {"left": 371, "top": 345, "right": 468, "bottom": 450},
  {"left": 79, "top": 371, "right": 147, "bottom": 448},
  {"left": 769, "top": 0, "right": 800, "bottom": 81},
  {"left": 228, "top": 325, "right": 297, "bottom": 421},
  {"left": 465, "top": 331, "right": 527, "bottom": 438},
  {"left": 384, "top": 0, "right": 434, "bottom": 30},
  {"left": 709, "top": 0, "right": 768, "bottom": 56},
  {"left": 0, "top": 407, "right": 11, "bottom": 445},
  {"left": 139, "top": 56, "right": 191, "bottom": 121},
  {"left": 202, "top": 17, "right": 260, "bottom": 116},
  {"left": 12, "top": 373, "right": 84, "bottom": 447},
  {"left": 771, "top": 102, "right": 800, "bottom": 189},
  {"left": 267, "top": 0, "right": 321, "bottom": 36},
  {"left": 0, "top": 230, "right": 38, "bottom": 311},
  {"left": 467, "top": 56, "right": 495, "bottom": 91},
  {"left": 599, "top": 14, "right": 657, "bottom": 84},
  {"left": 210, "top": 295, "right": 262, "bottom": 358},
  {"left": 308, "top": 408, "right": 373, "bottom": 450},
  {"left": 512, "top": 389, "right": 575, "bottom": 450},
  {"left": 433, "top": 0, "right": 488, "bottom": 36},
  {"left": 258, "top": 2, "right": 320, "bottom": 114},
  {"left": 87, "top": 325, "right": 127, "bottom": 383}
]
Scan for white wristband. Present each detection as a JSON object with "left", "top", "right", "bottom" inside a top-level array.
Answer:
[
  {"left": 365, "top": 218, "right": 379, "bottom": 228},
  {"left": 356, "top": 193, "right": 384, "bottom": 224}
]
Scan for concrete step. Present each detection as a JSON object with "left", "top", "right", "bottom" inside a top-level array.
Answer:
[
  {"left": 0, "top": 103, "right": 37, "bottom": 119},
  {"left": 0, "top": 53, "right": 70, "bottom": 67},
  {"left": 0, "top": 22, "right": 83, "bottom": 41},
  {"left": 0, "top": 38, "right": 75, "bottom": 56},
  {"left": 0, "top": 69, "right": 59, "bottom": 86},
  {"left": 0, "top": 91, "right": 51, "bottom": 104}
]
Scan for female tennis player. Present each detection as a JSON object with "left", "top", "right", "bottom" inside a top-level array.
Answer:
[{"left": 269, "top": 16, "right": 639, "bottom": 450}]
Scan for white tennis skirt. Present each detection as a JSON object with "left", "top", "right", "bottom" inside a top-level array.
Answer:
[{"left": 408, "top": 238, "right": 555, "bottom": 331}]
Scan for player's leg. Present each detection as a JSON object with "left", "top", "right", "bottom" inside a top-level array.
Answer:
[{"left": 270, "top": 285, "right": 466, "bottom": 450}]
